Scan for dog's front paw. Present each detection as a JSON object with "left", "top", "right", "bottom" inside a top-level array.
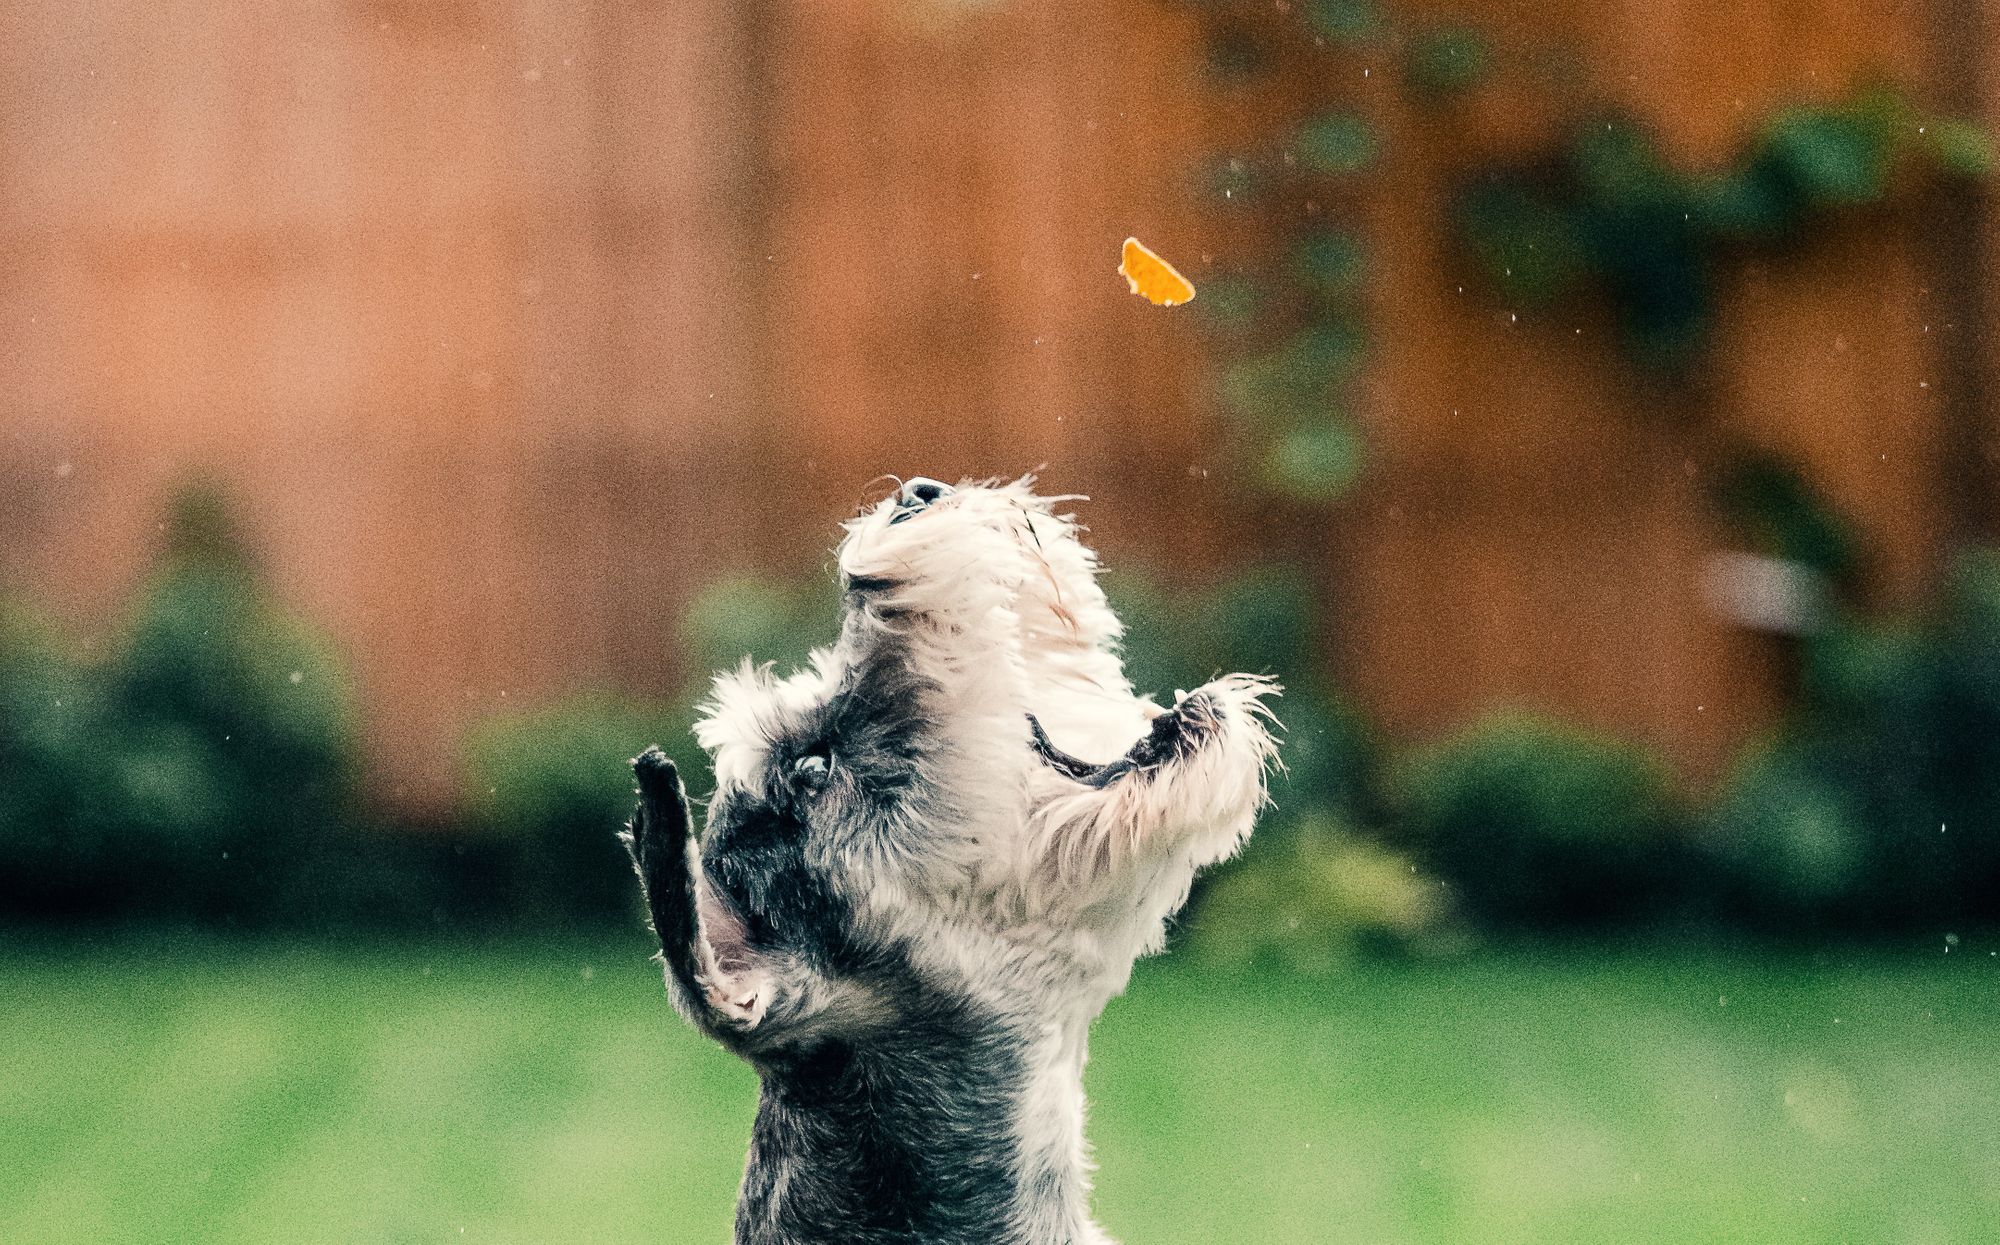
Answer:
[
  {"left": 624, "top": 748, "right": 690, "bottom": 891},
  {"left": 1029, "top": 677, "right": 1278, "bottom": 792},
  {"left": 1130, "top": 688, "right": 1225, "bottom": 769}
]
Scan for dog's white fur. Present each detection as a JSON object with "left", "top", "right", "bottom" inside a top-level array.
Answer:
[{"left": 692, "top": 478, "right": 1279, "bottom": 1243}]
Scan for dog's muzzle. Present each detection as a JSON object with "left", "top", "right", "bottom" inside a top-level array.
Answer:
[{"left": 889, "top": 477, "right": 954, "bottom": 524}]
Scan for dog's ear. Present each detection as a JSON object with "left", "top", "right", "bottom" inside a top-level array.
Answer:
[{"left": 623, "top": 749, "right": 775, "bottom": 1037}]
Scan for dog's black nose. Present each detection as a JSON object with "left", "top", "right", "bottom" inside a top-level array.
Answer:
[
  {"left": 900, "top": 478, "right": 953, "bottom": 507},
  {"left": 891, "top": 478, "right": 953, "bottom": 523}
]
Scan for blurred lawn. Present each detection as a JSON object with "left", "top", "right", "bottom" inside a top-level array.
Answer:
[{"left": 3, "top": 938, "right": 1996, "bottom": 1245}]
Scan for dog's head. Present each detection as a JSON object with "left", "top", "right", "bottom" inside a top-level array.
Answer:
[
  {"left": 836, "top": 477, "right": 1123, "bottom": 675},
  {"left": 646, "top": 478, "right": 1275, "bottom": 1050}
]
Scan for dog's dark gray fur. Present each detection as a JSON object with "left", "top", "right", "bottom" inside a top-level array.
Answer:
[{"left": 625, "top": 755, "right": 1064, "bottom": 1235}]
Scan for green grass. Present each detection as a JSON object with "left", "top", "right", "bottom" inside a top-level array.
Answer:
[{"left": 3, "top": 936, "right": 1996, "bottom": 1244}]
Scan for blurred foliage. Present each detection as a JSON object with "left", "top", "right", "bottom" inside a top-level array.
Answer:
[
  {"left": 467, "top": 696, "right": 685, "bottom": 927},
  {"left": 1293, "top": 229, "right": 1367, "bottom": 301},
  {"left": 1302, "top": 0, "right": 1382, "bottom": 45},
  {"left": 1264, "top": 421, "right": 1365, "bottom": 500},
  {"left": 1190, "top": 814, "right": 1448, "bottom": 970},
  {"left": 1215, "top": 322, "right": 1369, "bottom": 500},
  {"left": 1108, "top": 564, "right": 1373, "bottom": 823},
  {"left": 1709, "top": 552, "right": 2000, "bottom": 927},
  {"left": 1295, "top": 112, "right": 1381, "bottom": 176},
  {"left": 679, "top": 572, "right": 842, "bottom": 683},
  {"left": 1708, "top": 451, "right": 1862, "bottom": 587},
  {"left": 0, "top": 604, "right": 99, "bottom": 901},
  {"left": 1194, "top": 6, "right": 1992, "bottom": 496},
  {"left": 1394, "top": 712, "right": 1689, "bottom": 928},
  {"left": 1105, "top": 566, "right": 1450, "bottom": 962},
  {"left": 1176, "top": 10, "right": 2000, "bottom": 940},
  {"left": 1195, "top": 2, "right": 1399, "bottom": 504},
  {"left": 9, "top": 489, "right": 2000, "bottom": 944},
  {"left": 1457, "top": 87, "right": 1991, "bottom": 368},
  {"left": 459, "top": 574, "right": 838, "bottom": 925},
  {"left": 1402, "top": 27, "right": 1492, "bottom": 103},
  {"left": 0, "top": 483, "right": 359, "bottom": 924},
  {"left": 106, "top": 511, "right": 356, "bottom": 921}
]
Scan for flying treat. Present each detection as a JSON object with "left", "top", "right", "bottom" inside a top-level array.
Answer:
[{"left": 1118, "top": 236, "right": 1196, "bottom": 306}]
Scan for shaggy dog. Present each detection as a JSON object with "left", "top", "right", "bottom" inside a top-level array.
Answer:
[{"left": 624, "top": 478, "right": 1279, "bottom": 1244}]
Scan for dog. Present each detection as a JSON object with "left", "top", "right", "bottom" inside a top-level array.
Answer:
[{"left": 624, "top": 477, "right": 1279, "bottom": 1244}]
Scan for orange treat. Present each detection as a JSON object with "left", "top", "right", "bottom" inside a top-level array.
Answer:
[{"left": 1118, "top": 237, "right": 1196, "bottom": 307}]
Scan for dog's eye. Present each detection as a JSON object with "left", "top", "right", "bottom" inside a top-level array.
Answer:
[{"left": 792, "top": 752, "right": 832, "bottom": 791}]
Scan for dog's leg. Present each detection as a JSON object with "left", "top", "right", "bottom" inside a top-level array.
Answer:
[
  {"left": 1027, "top": 674, "right": 1279, "bottom": 884},
  {"left": 622, "top": 751, "right": 711, "bottom": 1016},
  {"left": 623, "top": 749, "right": 776, "bottom": 1039}
]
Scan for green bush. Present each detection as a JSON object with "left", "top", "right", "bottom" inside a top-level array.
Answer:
[
  {"left": 1708, "top": 738, "right": 1874, "bottom": 920},
  {"left": 1188, "top": 814, "right": 1448, "bottom": 972},
  {"left": 1107, "top": 564, "right": 1373, "bottom": 821},
  {"left": 0, "top": 601, "right": 102, "bottom": 908},
  {"left": 96, "top": 487, "right": 359, "bottom": 922},
  {"left": 1395, "top": 712, "right": 1686, "bottom": 927},
  {"left": 1456, "top": 88, "right": 1989, "bottom": 369},
  {"left": 461, "top": 573, "right": 842, "bottom": 925},
  {"left": 1104, "top": 565, "right": 1441, "bottom": 955},
  {"left": 1707, "top": 551, "right": 2000, "bottom": 925},
  {"left": 0, "top": 485, "right": 360, "bottom": 925},
  {"left": 26, "top": 488, "right": 1998, "bottom": 942},
  {"left": 680, "top": 573, "right": 842, "bottom": 686},
  {"left": 1927, "top": 553, "right": 2000, "bottom": 901},
  {"left": 467, "top": 695, "right": 686, "bottom": 926}
]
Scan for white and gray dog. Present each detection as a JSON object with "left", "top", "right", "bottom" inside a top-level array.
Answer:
[{"left": 623, "top": 477, "right": 1279, "bottom": 1244}]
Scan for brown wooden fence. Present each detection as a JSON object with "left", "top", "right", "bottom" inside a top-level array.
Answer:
[
  {"left": 0, "top": 0, "right": 1992, "bottom": 808},
  {"left": 1342, "top": 0, "right": 1997, "bottom": 781}
]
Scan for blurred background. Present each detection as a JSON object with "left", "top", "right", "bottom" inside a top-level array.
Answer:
[{"left": 4, "top": 1, "right": 2000, "bottom": 1241}]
